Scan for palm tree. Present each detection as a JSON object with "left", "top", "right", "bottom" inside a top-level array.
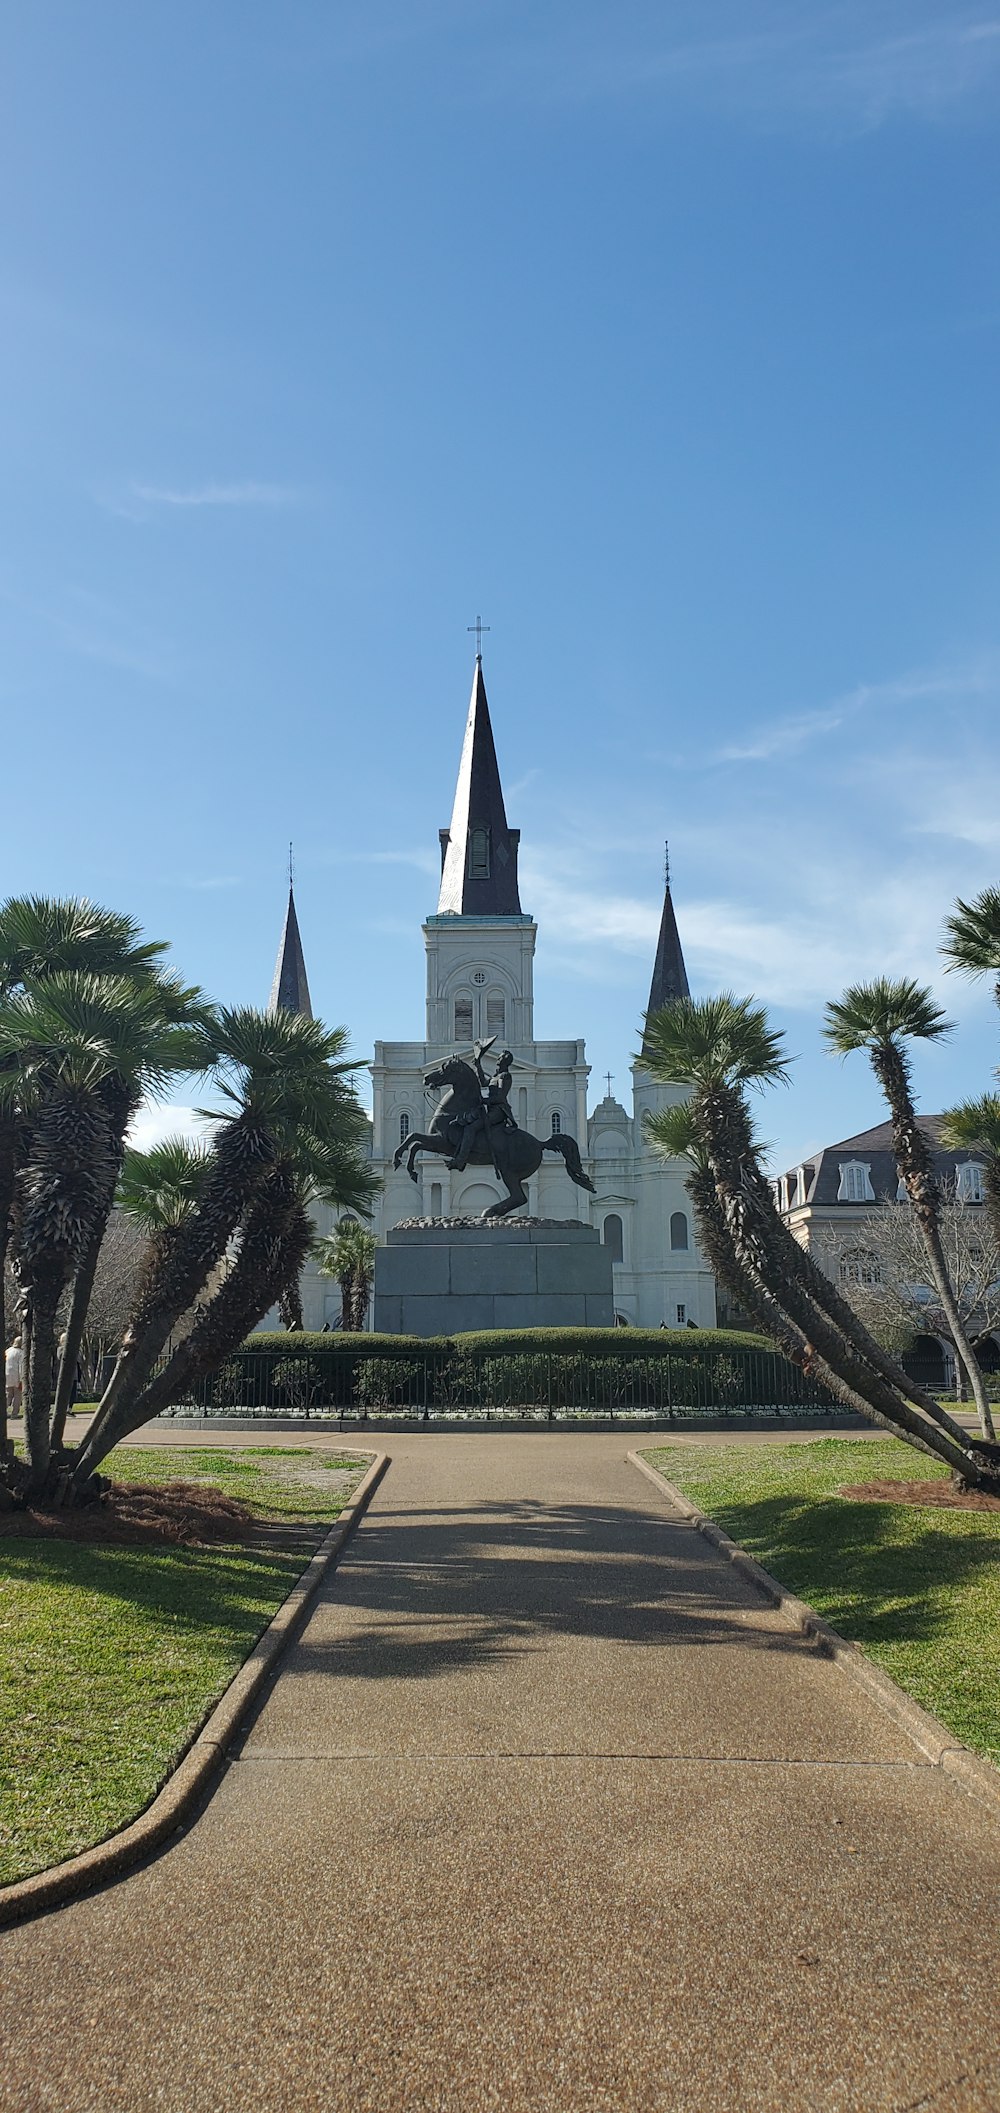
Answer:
[
  {"left": 0, "top": 972, "right": 203, "bottom": 1486},
  {"left": 939, "top": 1095, "right": 1000, "bottom": 1249},
  {"left": 642, "top": 996, "right": 983, "bottom": 1482},
  {"left": 942, "top": 889, "right": 1000, "bottom": 1007},
  {"left": 317, "top": 1220, "right": 378, "bottom": 1331},
  {"left": 0, "top": 898, "right": 179, "bottom": 1471},
  {"left": 824, "top": 979, "right": 995, "bottom": 1441},
  {"left": 71, "top": 1007, "right": 377, "bottom": 1486}
]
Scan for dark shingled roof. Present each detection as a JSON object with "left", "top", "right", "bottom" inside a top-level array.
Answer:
[
  {"left": 641, "top": 875, "right": 690, "bottom": 1050},
  {"left": 782, "top": 1116, "right": 983, "bottom": 1208},
  {"left": 437, "top": 658, "right": 523, "bottom": 916},
  {"left": 269, "top": 887, "right": 313, "bottom": 1018}
]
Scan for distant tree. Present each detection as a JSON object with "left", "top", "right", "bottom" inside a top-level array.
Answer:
[
  {"left": 823, "top": 978, "right": 995, "bottom": 1441},
  {"left": 316, "top": 1221, "right": 377, "bottom": 1332},
  {"left": 829, "top": 1199, "right": 1000, "bottom": 1382}
]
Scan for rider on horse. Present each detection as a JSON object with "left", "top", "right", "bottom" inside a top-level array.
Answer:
[{"left": 447, "top": 1040, "right": 516, "bottom": 1173}]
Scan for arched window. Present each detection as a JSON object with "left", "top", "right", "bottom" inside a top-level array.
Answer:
[
  {"left": 603, "top": 1214, "right": 624, "bottom": 1264},
  {"left": 467, "top": 828, "right": 490, "bottom": 879},
  {"left": 837, "top": 1160, "right": 875, "bottom": 1203},
  {"left": 454, "top": 995, "right": 473, "bottom": 1041},
  {"left": 670, "top": 1210, "right": 689, "bottom": 1251},
  {"left": 957, "top": 1161, "right": 986, "bottom": 1204},
  {"left": 399, "top": 1112, "right": 410, "bottom": 1143},
  {"left": 839, "top": 1247, "right": 881, "bottom": 1288},
  {"left": 486, "top": 993, "right": 506, "bottom": 1038},
  {"left": 550, "top": 1111, "right": 561, "bottom": 1133}
]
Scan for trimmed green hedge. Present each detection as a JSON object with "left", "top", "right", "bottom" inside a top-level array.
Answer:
[
  {"left": 175, "top": 1326, "right": 830, "bottom": 1417},
  {"left": 248, "top": 1327, "right": 770, "bottom": 1358}
]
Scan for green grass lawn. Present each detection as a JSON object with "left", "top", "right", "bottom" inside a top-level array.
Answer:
[
  {"left": 0, "top": 1446, "right": 369, "bottom": 1888},
  {"left": 643, "top": 1438, "right": 1000, "bottom": 1769}
]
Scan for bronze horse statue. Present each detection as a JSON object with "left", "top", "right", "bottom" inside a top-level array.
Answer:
[{"left": 393, "top": 1053, "right": 597, "bottom": 1220}]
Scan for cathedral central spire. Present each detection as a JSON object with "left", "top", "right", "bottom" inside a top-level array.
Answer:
[{"left": 437, "top": 656, "right": 523, "bottom": 916}]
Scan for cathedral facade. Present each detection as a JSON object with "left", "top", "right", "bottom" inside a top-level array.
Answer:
[{"left": 265, "top": 655, "right": 717, "bottom": 1332}]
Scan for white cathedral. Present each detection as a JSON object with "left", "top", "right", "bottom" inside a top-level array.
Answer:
[{"left": 264, "top": 654, "right": 717, "bottom": 1332}]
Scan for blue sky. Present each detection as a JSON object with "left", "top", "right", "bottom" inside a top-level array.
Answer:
[{"left": 3, "top": 1, "right": 999, "bottom": 1168}]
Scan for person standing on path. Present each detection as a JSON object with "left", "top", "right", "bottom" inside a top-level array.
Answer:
[{"left": 5, "top": 1337, "right": 22, "bottom": 1416}]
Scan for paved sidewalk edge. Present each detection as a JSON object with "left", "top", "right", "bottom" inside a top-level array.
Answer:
[
  {"left": 628, "top": 1448, "right": 1000, "bottom": 1823},
  {"left": 0, "top": 1449, "right": 390, "bottom": 1930}
]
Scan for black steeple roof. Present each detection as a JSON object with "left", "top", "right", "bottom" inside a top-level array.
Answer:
[
  {"left": 269, "top": 886, "right": 313, "bottom": 1018},
  {"left": 641, "top": 856, "right": 690, "bottom": 1051},
  {"left": 437, "top": 657, "right": 523, "bottom": 916}
]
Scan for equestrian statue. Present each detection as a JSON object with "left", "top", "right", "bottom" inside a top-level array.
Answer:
[{"left": 392, "top": 1039, "right": 597, "bottom": 1221}]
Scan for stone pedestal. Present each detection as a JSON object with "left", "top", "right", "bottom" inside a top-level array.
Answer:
[{"left": 373, "top": 1219, "right": 614, "bottom": 1336}]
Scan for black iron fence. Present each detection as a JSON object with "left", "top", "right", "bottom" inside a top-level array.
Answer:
[{"left": 156, "top": 1341, "right": 843, "bottom": 1424}]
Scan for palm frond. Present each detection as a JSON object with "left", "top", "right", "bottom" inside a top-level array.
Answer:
[
  {"left": 118, "top": 1137, "right": 214, "bottom": 1231},
  {"left": 824, "top": 977, "right": 953, "bottom": 1054},
  {"left": 639, "top": 993, "right": 791, "bottom": 1091},
  {"left": 942, "top": 889, "right": 1000, "bottom": 978},
  {"left": 938, "top": 1095, "right": 1000, "bottom": 1158}
]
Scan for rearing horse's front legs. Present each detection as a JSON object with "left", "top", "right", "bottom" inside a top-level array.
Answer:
[{"left": 392, "top": 1132, "right": 452, "bottom": 1184}]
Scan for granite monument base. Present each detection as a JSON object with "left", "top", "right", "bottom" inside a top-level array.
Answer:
[{"left": 373, "top": 1219, "right": 615, "bottom": 1336}]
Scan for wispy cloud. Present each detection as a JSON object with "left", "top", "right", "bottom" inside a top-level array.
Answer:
[
  {"left": 100, "top": 480, "right": 304, "bottom": 520},
  {"left": 497, "top": 5, "right": 1000, "bottom": 130},
  {"left": 318, "top": 846, "right": 439, "bottom": 875},
  {"left": 717, "top": 659, "right": 998, "bottom": 764}
]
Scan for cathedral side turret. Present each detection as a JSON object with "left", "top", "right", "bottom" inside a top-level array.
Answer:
[{"left": 262, "top": 653, "right": 717, "bottom": 1330}]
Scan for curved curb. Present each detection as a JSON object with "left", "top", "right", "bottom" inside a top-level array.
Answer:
[
  {"left": 629, "top": 1448, "right": 1000, "bottom": 1824},
  {"left": 0, "top": 1449, "right": 390, "bottom": 1930}
]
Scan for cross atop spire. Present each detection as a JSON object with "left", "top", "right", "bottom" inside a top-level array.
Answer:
[
  {"left": 437, "top": 657, "right": 523, "bottom": 916},
  {"left": 467, "top": 614, "right": 490, "bottom": 661},
  {"left": 269, "top": 878, "right": 313, "bottom": 1018}
]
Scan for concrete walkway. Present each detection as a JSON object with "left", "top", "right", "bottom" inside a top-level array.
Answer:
[{"left": 3, "top": 1433, "right": 1000, "bottom": 2112}]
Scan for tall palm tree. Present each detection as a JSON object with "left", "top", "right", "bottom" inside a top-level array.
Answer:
[
  {"left": 824, "top": 979, "right": 995, "bottom": 1441},
  {"left": 939, "top": 1095, "right": 1000, "bottom": 1249},
  {"left": 642, "top": 997, "right": 982, "bottom": 1482},
  {"left": 72, "top": 1007, "right": 377, "bottom": 1485},
  {"left": 942, "top": 888, "right": 1000, "bottom": 1007}
]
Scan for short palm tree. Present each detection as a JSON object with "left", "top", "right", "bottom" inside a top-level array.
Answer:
[
  {"left": 317, "top": 1220, "right": 378, "bottom": 1331},
  {"left": 643, "top": 995, "right": 980, "bottom": 1482},
  {"left": 823, "top": 978, "right": 995, "bottom": 1441},
  {"left": 939, "top": 1096, "right": 1000, "bottom": 1249},
  {"left": 942, "top": 889, "right": 1000, "bottom": 1007},
  {"left": 0, "top": 972, "right": 204, "bottom": 1484},
  {"left": 0, "top": 898, "right": 185, "bottom": 1477}
]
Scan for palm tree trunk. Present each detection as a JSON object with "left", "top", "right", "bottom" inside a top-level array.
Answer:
[
  {"left": 687, "top": 1166, "right": 976, "bottom": 1474},
  {"left": 697, "top": 1079, "right": 970, "bottom": 1437},
  {"left": 50, "top": 1220, "right": 102, "bottom": 1453},
  {"left": 75, "top": 1185, "right": 309, "bottom": 1474},
  {"left": 872, "top": 1043, "right": 996, "bottom": 1441},
  {"left": 22, "top": 1288, "right": 58, "bottom": 1487},
  {"left": 715, "top": 1173, "right": 980, "bottom": 1473},
  {"left": 75, "top": 1113, "right": 275, "bottom": 1480},
  {"left": 913, "top": 1207, "right": 995, "bottom": 1440}
]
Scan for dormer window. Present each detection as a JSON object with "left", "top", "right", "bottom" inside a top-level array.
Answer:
[
  {"left": 957, "top": 1161, "right": 986, "bottom": 1204},
  {"left": 468, "top": 827, "right": 490, "bottom": 880},
  {"left": 837, "top": 1160, "right": 875, "bottom": 1203}
]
